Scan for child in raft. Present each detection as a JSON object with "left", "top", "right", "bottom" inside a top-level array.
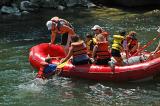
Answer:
[
  {"left": 110, "top": 30, "right": 126, "bottom": 66},
  {"left": 85, "top": 33, "right": 97, "bottom": 56},
  {"left": 126, "top": 31, "right": 140, "bottom": 56}
]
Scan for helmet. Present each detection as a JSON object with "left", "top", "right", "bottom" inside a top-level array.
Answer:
[
  {"left": 46, "top": 20, "right": 57, "bottom": 30},
  {"left": 119, "top": 30, "right": 126, "bottom": 36}
]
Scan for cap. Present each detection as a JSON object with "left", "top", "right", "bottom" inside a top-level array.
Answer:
[
  {"left": 91, "top": 25, "right": 102, "bottom": 30},
  {"left": 46, "top": 21, "right": 52, "bottom": 30}
]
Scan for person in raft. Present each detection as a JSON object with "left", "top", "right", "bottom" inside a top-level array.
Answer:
[
  {"left": 36, "top": 58, "right": 57, "bottom": 79},
  {"left": 91, "top": 25, "right": 110, "bottom": 41},
  {"left": 126, "top": 31, "right": 140, "bottom": 56},
  {"left": 85, "top": 33, "right": 97, "bottom": 56},
  {"left": 85, "top": 25, "right": 109, "bottom": 56},
  {"left": 46, "top": 16, "right": 76, "bottom": 50},
  {"left": 60, "top": 35, "right": 90, "bottom": 65},
  {"left": 92, "top": 34, "right": 111, "bottom": 65},
  {"left": 111, "top": 30, "right": 126, "bottom": 66}
]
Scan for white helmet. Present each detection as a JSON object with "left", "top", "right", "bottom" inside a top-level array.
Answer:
[
  {"left": 46, "top": 21, "right": 52, "bottom": 30},
  {"left": 46, "top": 21, "right": 57, "bottom": 30}
]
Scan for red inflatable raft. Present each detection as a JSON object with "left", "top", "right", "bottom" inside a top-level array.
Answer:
[{"left": 29, "top": 43, "right": 160, "bottom": 82}]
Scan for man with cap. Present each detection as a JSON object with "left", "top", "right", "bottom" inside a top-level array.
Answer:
[
  {"left": 46, "top": 16, "right": 76, "bottom": 50},
  {"left": 91, "top": 25, "right": 110, "bottom": 40}
]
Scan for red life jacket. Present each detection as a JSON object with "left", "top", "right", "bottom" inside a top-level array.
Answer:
[
  {"left": 72, "top": 41, "right": 88, "bottom": 57},
  {"left": 96, "top": 42, "right": 111, "bottom": 60},
  {"left": 127, "top": 36, "right": 138, "bottom": 50}
]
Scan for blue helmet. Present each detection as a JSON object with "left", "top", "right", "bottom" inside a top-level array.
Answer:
[{"left": 44, "top": 64, "right": 57, "bottom": 75}]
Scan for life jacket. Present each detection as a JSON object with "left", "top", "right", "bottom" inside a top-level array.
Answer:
[
  {"left": 72, "top": 41, "right": 88, "bottom": 57},
  {"left": 112, "top": 35, "right": 124, "bottom": 51},
  {"left": 51, "top": 17, "right": 73, "bottom": 33},
  {"left": 101, "top": 31, "right": 109, "bottom": 38},
  {"left": 86, "top": 38, "right": 97, "bottom": 52},
  {"left": 71, "top": 41, "right": 89, "bottom": 63},
  {"left": 96, "top": 42, "right": 111, "bottom": 60},
  {"left": 127, "top": 36, "right": 138, "bottom": 50}
]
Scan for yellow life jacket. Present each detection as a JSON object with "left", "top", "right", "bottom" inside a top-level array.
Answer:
[
  {"left": 112, "top": 35, "right": 124, "bottom": 51},
  {"left": 86, "top": 38, "right": 97, "bottom": 52}
]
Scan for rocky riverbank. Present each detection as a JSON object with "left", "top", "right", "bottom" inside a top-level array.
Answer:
[{"left": 0, "top": 0, "right": 160, "bottom": 15}]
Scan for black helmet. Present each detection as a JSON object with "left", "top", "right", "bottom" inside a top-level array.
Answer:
[{"left": 119, "top": 30, "right": 126, "bottom": 36}]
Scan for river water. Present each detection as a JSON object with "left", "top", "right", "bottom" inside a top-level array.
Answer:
[{"left": 0, "top": 7, "right": 160, "bottom": 106}]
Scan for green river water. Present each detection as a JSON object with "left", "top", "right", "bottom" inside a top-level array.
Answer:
[{"left": 0, "top": 7, "right": 160, "bottom": 106}]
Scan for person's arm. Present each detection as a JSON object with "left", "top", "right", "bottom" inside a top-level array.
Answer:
[
  {"left": 60, "top": 46, "right": 73, "bottom": 63},
  {"left": 50, "top": 31, "right": 56, "bottom": 44},
  {"left": 130, "top": 42, "right": 138, "bottom": 52},
  {"left": 92, "top": 45, "right": 98, "bottom": 60},
  {"left": 153, "top": 41, "right": 160, "bottom": 54}
]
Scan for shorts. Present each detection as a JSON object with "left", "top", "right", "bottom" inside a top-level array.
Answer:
[
  {"left": 95, "top": 58, "right": 111, "bottom": 65},
  {"left": 72, "top": 54, "right": 89, "bottom": 65},
  {"left": 111, "top": 49, "right": 121, "bottom": 57},
  {"left": 61, "top": 33, "right": 68, "bottom": 46}
]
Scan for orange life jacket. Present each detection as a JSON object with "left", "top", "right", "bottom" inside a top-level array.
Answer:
[
  {"left": 101, "top": 31, "right": 109, "bottom": 38},
  {"left": 72, "top": 41, "right": 88, "bottom": 57},
  {"left": 96, "top": 42, "right": 111, "bottom": 60}
]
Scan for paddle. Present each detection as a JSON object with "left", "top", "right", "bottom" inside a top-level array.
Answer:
[
  {"left": 131, "top": 28, "right": 160, "bottom": 56},
  {"left": 43, "top": 60, "right": 69, "bottom": 78}
]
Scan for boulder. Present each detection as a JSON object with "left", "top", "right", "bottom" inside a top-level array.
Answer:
[
  {"left": 1, "top": 3, "right": 20, "bottom": 15},
  {"left": 20, "top": 1, "right": 39, "bottom": 12}
]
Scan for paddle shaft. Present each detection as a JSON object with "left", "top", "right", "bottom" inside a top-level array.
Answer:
[{"left": 132, "top": 34, "right": 160, "bottom": 56}]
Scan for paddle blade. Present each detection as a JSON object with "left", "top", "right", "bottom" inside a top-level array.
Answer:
[{"left": 57, "top": 61, "right": 68, "bottom": 68}]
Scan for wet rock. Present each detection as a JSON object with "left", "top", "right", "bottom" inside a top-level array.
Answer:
[
  {"left": 87, "top": 2, "right": 96, "bottom": 8},
  {"left": 57, "top": 5, "right": 65, "bottom": 11},
  {"left": 30, "top": 0, "right": 92, "bottom": 8},
  {"left": 20, "top": 1, "right": 39, "bottom": 12},
  {"left": 21, "top": 10, "right": 30, "bottom": 15},
  {"left": 1, "top": 3, "right": 20, "bottom": 15}
]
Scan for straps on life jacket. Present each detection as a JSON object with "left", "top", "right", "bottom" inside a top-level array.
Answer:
[
  {"left": 112, "top": 35, "right": 124, "bottom": 51},
  {"left": 72, "top": 41, "right": 88, "bottom": 57},
  {"left": 127, "top": 36, "right": 138, "bottom": 50},
  {"left": 51, "top": 17, "right": 73, "bottom": 32},
  {"left": 86, "top": 38, "right": 97, "bottom": 51},
  {"left": 96, "top": 42, "right": 111, "bottom": 59}
]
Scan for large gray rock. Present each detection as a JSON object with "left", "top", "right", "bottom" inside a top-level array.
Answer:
[
  {"left": 30, "top": 0, "right": 92, "bottom": 8},
  {"left": 20, "top": 1, "right": 39, "bottom": 11},
  {"left": 1, "top": 3, "right": 21, "bottom": 15}
]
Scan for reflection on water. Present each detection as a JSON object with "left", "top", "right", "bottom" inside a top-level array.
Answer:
[{"left": 0, "top": 7, "right": 160, "bottom": 106}]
